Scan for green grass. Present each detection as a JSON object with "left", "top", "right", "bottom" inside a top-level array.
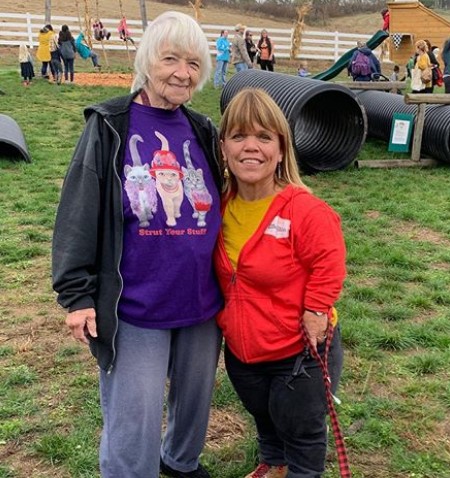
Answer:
[{"left": 1, "top": 52, "right": 450, "bottom": 478}]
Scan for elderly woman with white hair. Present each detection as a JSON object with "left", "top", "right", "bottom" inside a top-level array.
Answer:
[{"left": 52, "top": 11, "right": 222, "bottom": 478}]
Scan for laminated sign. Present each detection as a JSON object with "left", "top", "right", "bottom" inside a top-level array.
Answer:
[{"left": 388, "top": 113, "right": 414, "bottom": 153}]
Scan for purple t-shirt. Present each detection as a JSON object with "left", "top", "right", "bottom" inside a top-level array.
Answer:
[{"left": 118, "top": 103, "right": 222, "bottom": 328}]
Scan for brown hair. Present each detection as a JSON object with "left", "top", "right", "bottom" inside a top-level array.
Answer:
[{"left": 219, "top": 88, "right": 310, "bottom": 197}]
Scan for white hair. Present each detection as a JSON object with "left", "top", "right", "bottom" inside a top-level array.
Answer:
[{"left": 131, "top": 11, "right": 211, "bottom": 92}]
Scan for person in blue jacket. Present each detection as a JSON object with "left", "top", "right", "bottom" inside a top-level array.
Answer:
[
  {"left": 75, "top": 31, "right": 101, "bottom": 69},
  {"left": 214, "top": 30, "right": 230, "bottom": 88},
  {"left": 348, "top": 42, "right": 381, "bottom": 81}
]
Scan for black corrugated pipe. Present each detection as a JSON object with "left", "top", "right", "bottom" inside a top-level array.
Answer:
[
  {"left": 220, "top": 70, "right": 367, "bottom": 173},
  {"left": 355, "top": 90, "right": 450, "bottom": 163}
]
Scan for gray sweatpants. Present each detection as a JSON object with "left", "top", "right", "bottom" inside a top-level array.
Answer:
[{"left": 99, "top": 318, "right": 221, "bottom": 478}]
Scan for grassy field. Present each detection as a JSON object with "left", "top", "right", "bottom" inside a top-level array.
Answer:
[{"left": 1, "top": 45, "right": 450, "bottom": 478}]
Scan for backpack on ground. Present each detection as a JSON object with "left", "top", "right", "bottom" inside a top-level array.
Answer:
[{"left": 352, "top": 52, "right": 371, "bottom": 77}]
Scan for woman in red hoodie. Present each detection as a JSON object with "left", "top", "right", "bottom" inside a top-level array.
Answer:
[{"left": 215, "top": 88, "right": 347, "bottom": 478}]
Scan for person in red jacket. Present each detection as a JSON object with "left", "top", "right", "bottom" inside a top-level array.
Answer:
[
  {"left": 381, "top": 7, "right": 390, "bottom": 32},
  {"left": 215, "top": 88, "right": 346, "bottom": 478}
]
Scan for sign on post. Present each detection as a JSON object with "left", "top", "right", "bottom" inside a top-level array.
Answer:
[{"left": 388, "top": 112, "right": 414, "bottom": 153}]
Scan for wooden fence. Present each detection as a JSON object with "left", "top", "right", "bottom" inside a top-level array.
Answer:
[{"left": 0, "top": 12, "right": 376, "bottom": 61}]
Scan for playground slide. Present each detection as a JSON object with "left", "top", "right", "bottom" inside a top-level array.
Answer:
[{"left": 312, "top": 30, "right": 389, "bottom": 82}]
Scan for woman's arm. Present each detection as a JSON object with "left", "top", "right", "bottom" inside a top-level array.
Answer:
[
  {"left": 295, "top": 202, "right": 346, "bottom": 311},
  {"left": 52, "top": 114, "right": 104, "bottom": 315},
  {"left": 296, "top": 202, "right": 346, "bottom": 350}
]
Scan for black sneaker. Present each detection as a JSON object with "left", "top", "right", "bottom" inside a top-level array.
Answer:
[{"left": 160, "top": 459, "right": 211, "bottom": 478}]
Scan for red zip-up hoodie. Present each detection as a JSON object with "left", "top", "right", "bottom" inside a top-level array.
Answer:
[{"left": 214, "top": 185, "right": 346, "bottom": 364}]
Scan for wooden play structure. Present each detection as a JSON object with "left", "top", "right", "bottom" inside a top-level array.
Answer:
[{"left": 387, "top": 0, "right": 450, "bottom": 66}]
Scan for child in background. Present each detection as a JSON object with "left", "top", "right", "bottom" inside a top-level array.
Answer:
[
  {"left": 19, "top": 44, "right": 35, "bottom": 86},
  {"left": 389, "top": 64, "right": 400, "bottom": 81},
  {"left": 406, "top": 55, "right": 415, "bottom": 79},
  {"left": 93, "top": 19, "right": 111, "bottom": 41},
  {"left": 75, "top": 32, "right": 101, "bottom": 69},
  {"left": 118, "top": 16, "right": 135, "bottom": 45},
  {"left": 297, "top": 61, "right": 310, "bottom": 77},
  {"left": 49, "top": 31, "right": 63, "bottom": 84}
]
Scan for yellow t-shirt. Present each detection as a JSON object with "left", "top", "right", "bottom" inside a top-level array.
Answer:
[{"left": 223, "top": 194, "right": 274, "bottom": 269}]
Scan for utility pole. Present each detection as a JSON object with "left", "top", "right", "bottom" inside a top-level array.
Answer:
[
  {"left": 139, "top": 0, "right": 148, "bottom": 30},
  {"left": 45, "top": 0, "right": 51, "bottom": 23}
]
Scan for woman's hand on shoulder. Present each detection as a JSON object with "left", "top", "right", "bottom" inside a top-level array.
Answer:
[{"left": 66, "top": 308, "right": 97, "bottom": 345}]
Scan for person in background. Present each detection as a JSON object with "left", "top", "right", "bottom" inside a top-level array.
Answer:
[
  {"left": 52, "top": 11, "right": 222, "bottom": 478},
  {"left": 423, "top": 39, "right": 440, "bottom": 92},
  {"left": 93, "top": 19, "right": 111, "bottom": 41},
  {"left": 442, "top": 37, "right": 450, "bottom": 93},
  {"left": 215, "top": 88, "right": 346, "bottom": 478},
  {"left": 388, "top": 64, "right": 405, "bottom": 94},
  {"left": 381, "top": 7, "right": 390, "bottom": 32},
  {"left": 118, "top": 15, "right": 135, "bottom": 45},
  {"left": 231, "top": 23, "right": 252, "bottom": 72},
  {"left": 389, "top": 64, "right": 400, "bottom": 81},
  {"left": 214, "top": 29, "right": 231, "bottom": 89},
  {"left": 348, "top": 41, "right": 381, "bottom": 81},
  {"left": 412, "top": 39, "right": 432, "bottom": 93},
  {"left": 58, "top": 24, "right": 76, "bottom": 84},
  {"left": 297, "top": 61, "right": 310, "bottom": 77},
  {"left": 245, "top": 30, "right": 257, "bottom": 65},
  {"left": 19, "top": 43, "right": 34, "bottom": 86},
  {"left": 49, "top": 27, "right": 63, "bottom": 85},
  {"left": 36, "top": 25, "right": 55, "bottom": 79},
  {"left": 75, "top": 32, "right": 101, "bottom": 69},
  {"left": 431, "top": 45, "right": 440, "bottom": 60},
  {"left": 406, "top": 55, "right": 415, "bottom": 79},
  {"left": 256, "top": 29, "right": 275, "bottom": 72}
]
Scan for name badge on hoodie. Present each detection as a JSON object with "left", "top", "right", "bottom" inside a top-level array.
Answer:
[{"left": 265, "top": 216, "right": 291, "bottom": 239}]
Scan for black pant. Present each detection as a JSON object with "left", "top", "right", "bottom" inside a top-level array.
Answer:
[
  {"left": 260, "top": 59, "right": 274, "bottom": 72},
  {"left": 41, "top": 61, "right": 55, "bottom": 78},
  {"left": 225, "top": 329, "right": 343, "bottom": 478}
]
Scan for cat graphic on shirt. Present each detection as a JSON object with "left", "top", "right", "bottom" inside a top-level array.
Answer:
[
  {"left": 150, "top": 131, "right": 184, "bottom": 227},
  {"left": 124, "top": 134, "right": 157, "bottom": 227},
  {"left": 181, "top": 140, "right": 212, "bottom": 227}
]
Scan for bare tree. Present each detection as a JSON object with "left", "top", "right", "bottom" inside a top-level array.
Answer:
[
  {"left": 139, "top": 0, "right": 148, "bottom": 30},
  {"left": 45, "top": 0, "right": 51, "bottom": 23}
]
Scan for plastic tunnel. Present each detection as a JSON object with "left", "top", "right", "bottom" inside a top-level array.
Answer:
[
  {"left": 220, "top": 70, "right": 367, "bottom": 173},
  {"left": 0, "top": 114, "right": 31, "bottom": 162},
  {"left": 355, "top": 91, "right": 450, "bottom": 163}
]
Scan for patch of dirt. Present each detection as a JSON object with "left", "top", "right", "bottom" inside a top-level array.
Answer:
[
  {"left": 74, "top": 72, "right": 133, "bottom": 88},
  {"left": 365, "top": 210, "right": 381, "bottom": 220},
  {"left": 364, "top": 211, "right": 450, "bottom": 247},
  {"left": 395, "top": 220, "right": 450, "bottom": 247},
  {"left": 0, "top": 445, "right": 68, "bottom": 478},
  {"left": 206, "top": 409, "right": 248, "bottom": 449}
]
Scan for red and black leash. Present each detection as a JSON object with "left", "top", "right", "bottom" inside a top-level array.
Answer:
[{"left": 303, "top": 324, "right": 352, "bottom": 478}]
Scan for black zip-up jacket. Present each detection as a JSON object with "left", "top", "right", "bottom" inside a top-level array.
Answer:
[{"left": 52, "top": 92, "right": 222, "bottom": 371}]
